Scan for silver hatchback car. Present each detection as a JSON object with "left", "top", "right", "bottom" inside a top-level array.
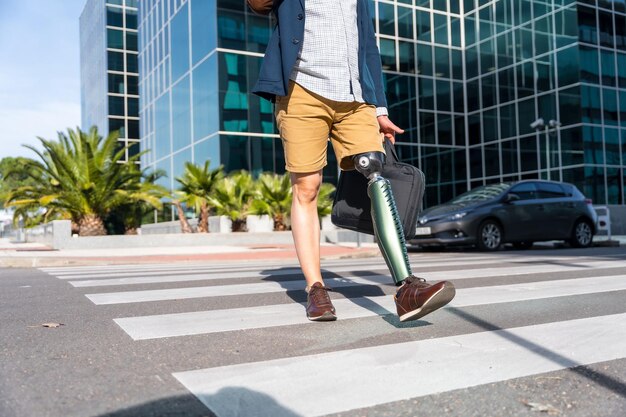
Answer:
[{"left": 410, "top": 180, "right": 598, "bottom": 251}]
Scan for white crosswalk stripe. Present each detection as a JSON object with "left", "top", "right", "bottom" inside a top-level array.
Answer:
[
  {"left": 40, "top": 253, "right": 626, "bottom": 417},
  {"left": 36, "top": 254, "right": 524, "bottom": 275},
  {"left": 68, "top": 258, "right": 625, "bottom": 288},
  {"left": 173, "top": 313, "right": 626, "bottom": 417},
  {"left": 44, "top": 254, "right": 623, "bottom": 279},
  {"left": 86, "top": 274, "right": 393, "bottom": 304}
]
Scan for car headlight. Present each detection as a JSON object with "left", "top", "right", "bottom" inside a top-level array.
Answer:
[{"left": 446, "top": 212, "right": 469, "bottom": 221}]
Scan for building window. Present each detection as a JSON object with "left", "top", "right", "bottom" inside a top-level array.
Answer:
[
  {"left": 107, "top": 6, "right": 124, "bottom": 27},
  {"left": 126, "top": 75, "right": 138, "bottom": 95},
  {"left": 126, "top": 9, "right": 138, "bottom": 29},
  {"left": 108, "top": 73, "right": 125, "bottom": 94},
  {"left": 109, "top": 118, "right": 125, "bottom": 138},
  {"left": 126, "top": 53, "right": 138, "bottom": 73},
  {"left": 126, "top": 31, "right": 138, "bottom": 51},
  {"left": 128, "top": 119, "right": 139, "bottom": 139},
  {"left": 109, "top": 96, "right": 125, "bottom": 116},
  {"left": 107, "top": 28, "right": 124, "bottom": 49},
  {"left": 108, "top": 51, "right": 124, "bottom": 71}
]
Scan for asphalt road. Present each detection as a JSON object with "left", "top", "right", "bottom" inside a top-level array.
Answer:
[{"left": 1, "top": 246, "right": 626, "bottom": 417}]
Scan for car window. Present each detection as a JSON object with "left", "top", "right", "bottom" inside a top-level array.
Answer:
[
  {"left": 537, "top": 182, "right": 567, "bottom": 199},
  {"left": 450, "top": 183, "right": 511, "bottom": 203},
  {"left": 571, "top": 186, "right": 585, "bottom": 199},
  {"left": 509, "top": 183, "right": 537, "bottom": 200}
]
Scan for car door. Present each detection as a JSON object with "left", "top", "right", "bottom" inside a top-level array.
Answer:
[
  {"left": 536, "top": 182, "right": 572, "bottom": 239},
  {"left": 500, "top": 182, "right": 541, "bottom": 241}
]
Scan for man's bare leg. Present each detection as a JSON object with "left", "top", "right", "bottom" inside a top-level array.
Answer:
[
  {"left": 290, "top": 171, "right": 324, "bottom": 289},
  {"left": 291, "top": 171, "right": 336, "bottom": 321}
]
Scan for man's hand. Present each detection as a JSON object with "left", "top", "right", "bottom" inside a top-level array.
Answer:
[{"left": 377, "top": 116, "right": 404, "bottom": 144}]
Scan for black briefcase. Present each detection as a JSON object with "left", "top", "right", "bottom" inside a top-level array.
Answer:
[{"left": 331, "top": 139, "right": 425, "bottom": 240}]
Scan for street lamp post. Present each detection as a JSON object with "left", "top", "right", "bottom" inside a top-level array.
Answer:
[{"left": 530, "top": 118, "right": 561, "bottom": 180}]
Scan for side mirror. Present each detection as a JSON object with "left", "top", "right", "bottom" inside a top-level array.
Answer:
[{"left": 504, "top": 193, "right": 520, "bottom": 203}]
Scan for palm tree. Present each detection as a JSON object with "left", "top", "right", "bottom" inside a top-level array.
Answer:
[
  {"left": 0, "top": 157, "right": 37, "bottom": 210},
  {"left": 107, "top": 169, "right": 169, "bottom": 234},
  {"left": 174, "top": 161, "right": 224, "bottom": 233},
  {"left": 5, "top": 127, "right": 165, "bottom": 236},
  {"left": 171, "top": 199, "right": 194, "bottom": 234},
  {"left": 248, "top": 172, "right": 292, "bottom": 231},
  {"left": 208, "top": 170, "right": 255, "bottom": 232}
]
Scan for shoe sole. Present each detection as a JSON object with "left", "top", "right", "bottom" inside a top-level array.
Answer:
[
  {"left": 307, "top": 311, "right": 337, "bottom": 321},
  {"left": 398, "top": 283, "right": 456, "bottom": 322}
]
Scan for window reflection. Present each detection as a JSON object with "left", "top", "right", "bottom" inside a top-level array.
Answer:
[
  {"left": 172, "top": 76, "right": 191, "bottom": 151},
  {"left": 193, "top": 55, "right": 219, "bottom": 142},
  {"left": 171, "top": 3, "right": 189, "bottom": 82}
]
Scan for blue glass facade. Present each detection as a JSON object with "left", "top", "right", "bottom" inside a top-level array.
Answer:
[
  {"left": 138, "top": 0, "right": 281, "bottom": 194},
  {"left": 454, "top": 0, "right": 626, "bottom": 208},
  {"left": 80, "top": 0, "right": 140, "bottom": 162},
  {"left": 138, "top": 0, "right": 626, "bottom": 209}
]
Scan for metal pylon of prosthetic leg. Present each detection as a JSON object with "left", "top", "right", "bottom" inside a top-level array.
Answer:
[{"left": 367, "top": 175, "right": 412, "bottom": 284}]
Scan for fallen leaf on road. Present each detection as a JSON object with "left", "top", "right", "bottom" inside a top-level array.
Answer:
[
  {"left": 523, "top": 401, "right": 561, "bottom": 414},
  {"left": 41, "top": 323, "right": 65, "bottom": 328}
]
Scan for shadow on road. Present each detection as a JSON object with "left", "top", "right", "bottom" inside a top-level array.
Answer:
[
  {"left": 448, "top": 307, "right": 626, "bottom": 399},
  {"left": 259, "top": 267, "right": 388, "bottom": 303},
  {"left": 96, "top": 387, "right": 302, "bottom": 417},
  {"left": 259, "top": 267, "right": 431, "bottom": 329}
]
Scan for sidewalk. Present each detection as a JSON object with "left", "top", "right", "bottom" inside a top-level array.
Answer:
[
  {"left": 1, "top": 235, "right": 622, "bottom": 268},
  {"left": 0, "top": 238, "right": 381, "bottom": 268}
]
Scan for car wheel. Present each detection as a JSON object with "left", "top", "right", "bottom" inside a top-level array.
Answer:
[
  {"left": 570, "top": 219, "right": 593, "bottom": 248},
  {"left": 512, "top": 241, "right": 533, "bottom": 250},
  {"left": 477, "top": 220, "right": 503, "bottom": 251}
]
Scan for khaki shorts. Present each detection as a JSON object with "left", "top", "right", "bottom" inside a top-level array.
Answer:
[{"left": 275, "top": 81, "right": 385, "bottom": 172}]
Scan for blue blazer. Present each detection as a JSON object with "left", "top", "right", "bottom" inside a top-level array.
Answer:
[{"left": 251, "top": 0, "right": 388, "bottom": 108}]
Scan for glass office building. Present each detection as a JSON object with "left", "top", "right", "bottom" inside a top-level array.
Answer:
[
  {"left": 138, "top": 0, "right": 626, "bottom": 208},
  {"left": 80, "top": 0, "right": 140, "bottom": 162},
  {"left": 138, "top": 0, "right": 280, "bottom": 191}
]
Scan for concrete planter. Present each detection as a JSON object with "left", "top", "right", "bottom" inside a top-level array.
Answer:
[
  {"left": 246, "top": 215, "right": 274, "bottom": 233},
  {"left": 320, "top": 215, "right": 337, "bottom": 231},
  {"left": 209, "top": 216, "right": 232, "bottom": 233}
]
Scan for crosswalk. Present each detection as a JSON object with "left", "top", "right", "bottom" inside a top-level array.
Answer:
[{"left": 40, "top": 252, "right": 626, "bottom": 417}]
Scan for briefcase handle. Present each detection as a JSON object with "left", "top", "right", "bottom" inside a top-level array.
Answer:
[{"left": 383, "top": 138, "right": 400, "bottom": 163}]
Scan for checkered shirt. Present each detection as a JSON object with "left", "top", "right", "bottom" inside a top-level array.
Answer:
[{"left": 290, "top": 0, "right": 362, "bottom": 102}]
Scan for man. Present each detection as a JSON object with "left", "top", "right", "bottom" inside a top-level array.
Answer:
[{"left": 248, "top": 0, "right": 455, "bottom": 322}]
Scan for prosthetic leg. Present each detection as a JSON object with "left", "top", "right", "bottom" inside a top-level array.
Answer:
[
  {"left": 352, "top": 150, "right": 456, "bottom": 321},
  {"left": 352, "top": 151, "right": 412, "bottom": 285}
]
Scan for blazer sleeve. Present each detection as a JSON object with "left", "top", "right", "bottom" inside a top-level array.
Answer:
[
  {"left": 247, "top": 0, "right": 274, "bottom": 15},
  {"left": 364, "top": 5, "right": 388, "bottom": 108}
]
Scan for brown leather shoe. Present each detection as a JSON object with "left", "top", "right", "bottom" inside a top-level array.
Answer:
[
  {"left": 394, "top": 276, "right": 455, "bottom": 322},
  {"left": 306, "top": 282, "right": 337, "bottom": 321}
]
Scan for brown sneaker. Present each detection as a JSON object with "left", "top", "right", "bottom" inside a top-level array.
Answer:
[
  {"left": 394, "top": 276, "right": 455, "bottom": 322},
  {"left": 306, "top": 282, "right": 337, "bottom": 321}
]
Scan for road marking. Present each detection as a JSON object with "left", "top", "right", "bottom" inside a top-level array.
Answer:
[
  {"left": 173, "top": 313, "right": 626, "bottom": 417},
  {"left": 46, "top": 255, "right": 615, "bottom": 278},
  {"left": 86, "top": 275, "right": 392, "bottom": 304},
  {"left": 40, "top": 252, "right": 411, "bottom": 273},
  {"left": 52, "top": 266, "right": 304, "bottom": 279},
  {"left": 69, "top": 259, "right": 626, "bottom": 287},
  {"left": 39, "top": 254, "right": 514, "bottom": 274},
  {"left": 114, "top": 275, "right": 626, "bottom": 340}
]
